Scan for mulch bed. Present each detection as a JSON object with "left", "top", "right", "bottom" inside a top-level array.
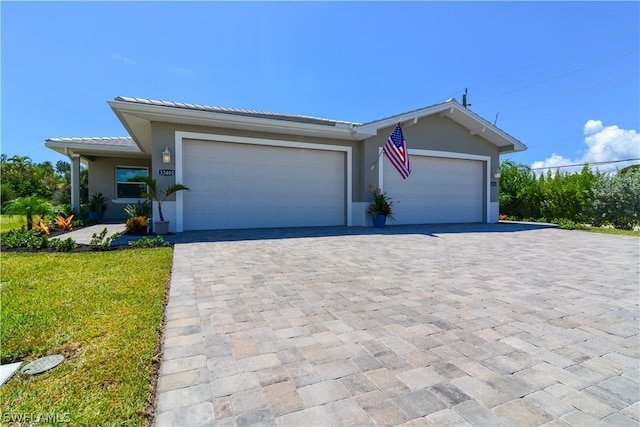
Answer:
[{"left": 1, "top": 226, "right": 173, "bottom": 253}]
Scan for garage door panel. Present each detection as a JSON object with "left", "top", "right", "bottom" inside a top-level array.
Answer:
[
  {"left": 183, "top": 140, "right": 345, "bottom": 230},
  {"left": 384, "top": 156, "right": 484, "bottom": 224}
]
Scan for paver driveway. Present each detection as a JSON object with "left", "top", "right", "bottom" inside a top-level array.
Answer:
[{"left": 154, "top": 224, "right": 639, "bottom": 426}]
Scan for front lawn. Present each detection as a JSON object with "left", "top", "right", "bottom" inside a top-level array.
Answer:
[
  {"left": 0, "top": 248, "right": 173, "bottom": 425},
  {"left": 0, "top": 215, "right": 27, "bottom": 232}
]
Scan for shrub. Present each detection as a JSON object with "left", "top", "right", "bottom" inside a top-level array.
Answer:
[
  {"left": 128, "top": 236, "right": 170, "bottom": 248},
  {"left": 1, "top": 227, "right": 43, "bottom": 248},
  {"left": 89, "top": 228, "right": 122, "bottom": 248},
  {"left": 125, "top": 216, "right": 148, "bottom": 234},
  {"left": 588, "top": 169, "right": 640, "bottom": 230},
  {"left": 124, "top": 200, "right": 151, "bottom": 218},
  {"left": 557, "top": 219, "right": 587, "bottom": 230},
  {"left": 49, "top": 237, "right": 78, "bottom": 251}
]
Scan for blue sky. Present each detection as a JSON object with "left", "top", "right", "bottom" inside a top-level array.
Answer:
[{"left": 2, "top": 1, "right": 639, "bottom": 173}]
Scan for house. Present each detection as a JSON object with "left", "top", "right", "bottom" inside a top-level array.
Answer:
[{"left": 45, "top": 96, "right": 527, "bottom": 232}]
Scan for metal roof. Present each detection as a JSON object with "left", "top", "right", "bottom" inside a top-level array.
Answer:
[
  {"left": 45, "top": 136, "right": 136, "bottom": 147},
  {"left": 114, "top": 96, "right": 360, "bottom": 127}
]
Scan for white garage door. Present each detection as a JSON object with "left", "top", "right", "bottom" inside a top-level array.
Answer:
[
  {"left": 383, "top": 155, "right": 484, "bottom": 224},
  {"left": 183, "top": 140, "right": 346, "bottom": 230}
]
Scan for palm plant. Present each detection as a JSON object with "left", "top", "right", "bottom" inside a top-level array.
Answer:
[
  {"left": 135, "top": 176, "right": 189, "bottom": 222},
  {"left": 2, "top": 196, "right": 55, "bottom": 230}
]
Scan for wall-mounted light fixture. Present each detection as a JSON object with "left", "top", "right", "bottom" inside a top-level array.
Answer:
[
  {"left": 492, "top": 168, "right": 501, "bottom": 179},
  {"left": 162, "top": 147, "right": 172, "bottom": 164}
]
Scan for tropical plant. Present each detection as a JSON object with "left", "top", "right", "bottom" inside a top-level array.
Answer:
[
  {"left": 55, "top": 214, "right": 74, "bottom": 231},
  {"left": 367, "top": 187, "right": 394, "bottom": 219},
  {"left": 134, "top": 176, "right": 189, "bottom": 222},
  {"left": 32, "top": 218, "right": 50, "bottom": 235},
  {"left": 125, "top": 216, "right": 149, "bottom": 234},
  {"left": 124, "top": 200, "right": 151, "bottom": 218},
  {"left": 88, "top": 192, "right": 109, "bottom": 212},
  {"left": 2, "top": 196, "right": 55, "bottom": 230}
]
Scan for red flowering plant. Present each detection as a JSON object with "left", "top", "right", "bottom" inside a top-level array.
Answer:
[{"left": 367, "top": 187, "right": 394, "bottom": 220}]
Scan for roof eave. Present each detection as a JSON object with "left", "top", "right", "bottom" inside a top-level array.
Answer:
[
  {"left": 108, "top": 100, "right": 373, "bottom": 150},
  {"left": 356, "top": 100, "right": 527, "bottom": 152},
  {"left": 44, "top": 140, "right": 147, "bottom": 159}
]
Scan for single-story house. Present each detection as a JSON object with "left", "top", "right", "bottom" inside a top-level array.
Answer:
[{"left": 45, "top": 96, "right": 527, "bottom": 232}]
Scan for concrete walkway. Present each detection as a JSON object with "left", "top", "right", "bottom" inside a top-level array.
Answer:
[{"left": 154, "top": 224, "right": 639, "bottom": 426}]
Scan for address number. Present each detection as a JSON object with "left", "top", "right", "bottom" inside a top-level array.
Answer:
[{"left": 159, "top": 169, "right": 175, "bottom": 176}]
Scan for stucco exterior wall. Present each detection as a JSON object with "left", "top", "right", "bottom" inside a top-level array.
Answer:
[
  {"left": 149, "top": 121, "right": 363, "bottom": 204},
  {"left": 362, "top": 115, "right": 501, "bottom": 204},
  {"left": 88, "top": 157, "right": 152, "bottom": 220}
]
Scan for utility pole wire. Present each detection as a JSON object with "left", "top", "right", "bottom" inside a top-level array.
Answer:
[
  {"left": 473, "top": 49, "right": 639, "bottom": 105},
  {"left": 439, "top": 25, "right": 638, "bottom": 103},
  {"left": 498, "top": 70, "right": 639, "bottom": 112},
  {"left": 530, "top": 158, "right": 640, "bottom": 171}
]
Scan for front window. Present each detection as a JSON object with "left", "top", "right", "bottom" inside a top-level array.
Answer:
[{"left": 116, "top": 166, "right": 148, "bottom": 198}]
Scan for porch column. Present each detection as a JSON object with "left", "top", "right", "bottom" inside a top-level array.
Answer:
[{"left": 69, "top": 154, "right": 81, "bottom": 213}]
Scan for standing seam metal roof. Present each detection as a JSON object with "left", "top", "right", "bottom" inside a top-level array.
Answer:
[{"left": 114, "top": 96, "right": 360, "bottom": 127}]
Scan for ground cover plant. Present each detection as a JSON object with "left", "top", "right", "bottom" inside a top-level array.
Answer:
[{"left": 0, "top": 248, "right": 173, "bottom": 425}]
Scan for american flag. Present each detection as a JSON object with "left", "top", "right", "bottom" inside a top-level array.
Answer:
[{"left": 383, "top": 123, "right": 411, "bottom": 179}]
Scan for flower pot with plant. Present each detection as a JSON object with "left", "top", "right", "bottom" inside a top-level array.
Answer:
[
  {"left": 88, "top": 192, "right": 109, "bottom": 222},
  {"left": 135, "top": 176, "right": 189, "bottom": 235},
  {"left": 367, "top": 187, "right": 394, "bottom": 228}
]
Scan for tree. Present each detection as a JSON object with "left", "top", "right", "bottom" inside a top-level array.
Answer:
[
  {"left": 2, "top": 196, "right": 55, "bottom": 230},
  {"left": 588, "top": 169, "right": 640, "bottom": 230}
]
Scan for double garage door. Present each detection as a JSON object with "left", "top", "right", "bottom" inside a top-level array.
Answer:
[
  {"left": 383, "top": 155, "right": 485, "bottom": 224},
  {"left": 183, "top": 140, "right": 346, "bottom": 230}
]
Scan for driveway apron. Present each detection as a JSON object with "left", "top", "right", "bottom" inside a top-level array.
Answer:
[{"left": 153, "top": 224, "right": 639, "bottom": 426}]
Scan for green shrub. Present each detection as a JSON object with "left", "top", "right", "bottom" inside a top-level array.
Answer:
[
  {"left": 128, "top": 236, "right": 170, "bottom": 248},
  {"left": 588, "top": 169, "right": 640, "bottom": 230},
  {"left": 49, "top": 237, "right": 78, "bottom": 252},
  {"left": 1, "top": 227, "right": 43, "bottom": 248},
  {"left": 124, "top": 200, "right": 151, "bottom": 218},
  {"left": 89, "top": 228, "right": 122, "bottom": 248}
]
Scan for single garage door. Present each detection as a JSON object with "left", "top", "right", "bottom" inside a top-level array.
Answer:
[
  {"left": 183, "top": 140, "right": 346, "bottom": 230},
  {"left": 383, "top": 155, "right": 484, "bottom": 224}
]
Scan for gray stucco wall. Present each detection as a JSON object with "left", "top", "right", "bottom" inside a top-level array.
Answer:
[
  {"left": 149, "top": 122, "right": 363, "bottom": 204},
  {"left": 88, "top": 157, "right": 152, "bottom": 220},
  {"left": 362, "top": 115, "right": 501, "bottom": 204}
]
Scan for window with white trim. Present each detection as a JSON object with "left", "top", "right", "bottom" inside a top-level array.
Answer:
[{"left": 115, "top": 166, "right": 148, "bottom": 198}]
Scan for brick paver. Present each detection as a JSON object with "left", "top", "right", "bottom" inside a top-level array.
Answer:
[{"left": 154, "top": 223, "right": 639, "bottom": 426}]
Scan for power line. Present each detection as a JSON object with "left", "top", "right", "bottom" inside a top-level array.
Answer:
[
  {"left": 530, "top": 158, "right": 640, "bottom": 171},
  {"left": 498, "top": 70, "right": 639, "bottom": 112},
  {"left": 473, "top": 49, "right": 639, "bottom": 105},
  {"left": 439, "top": 25, "right": 639, "bottom": 102},
  {"left": 472, "top": 26, "right": 639, "bottom": 89}
]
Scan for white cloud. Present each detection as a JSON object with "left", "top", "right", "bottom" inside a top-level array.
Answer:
[
  {"left": 532, "top": 120, "right": 640, "bottom": 174},
  {"left": 111, "top": 54, "right": 135, "bottom": 64}
]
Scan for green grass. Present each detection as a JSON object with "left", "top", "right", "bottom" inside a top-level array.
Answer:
[
  {"left": 580, "top": 226, "right": 640, "bottom": 236},
  {"left": 0, "top": 248, "right": 173, "bottom": 425},
  {"left": 0, "top": 215, "right": 27, "bottom": 232}
]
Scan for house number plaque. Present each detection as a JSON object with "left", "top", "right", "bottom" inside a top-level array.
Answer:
[{"left": 159, "top": 169, "right": 175, "bottom": 176}]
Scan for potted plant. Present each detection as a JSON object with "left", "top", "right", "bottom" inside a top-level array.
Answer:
[
  {"left": 135, "top": 176, "right": 189, "bottom": 235},
  {"left": 367, "top": 187, "right": 394, "bottom": 228},
  {"left": 88, "top": 192, "right": 109, "bottom": 222}
]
